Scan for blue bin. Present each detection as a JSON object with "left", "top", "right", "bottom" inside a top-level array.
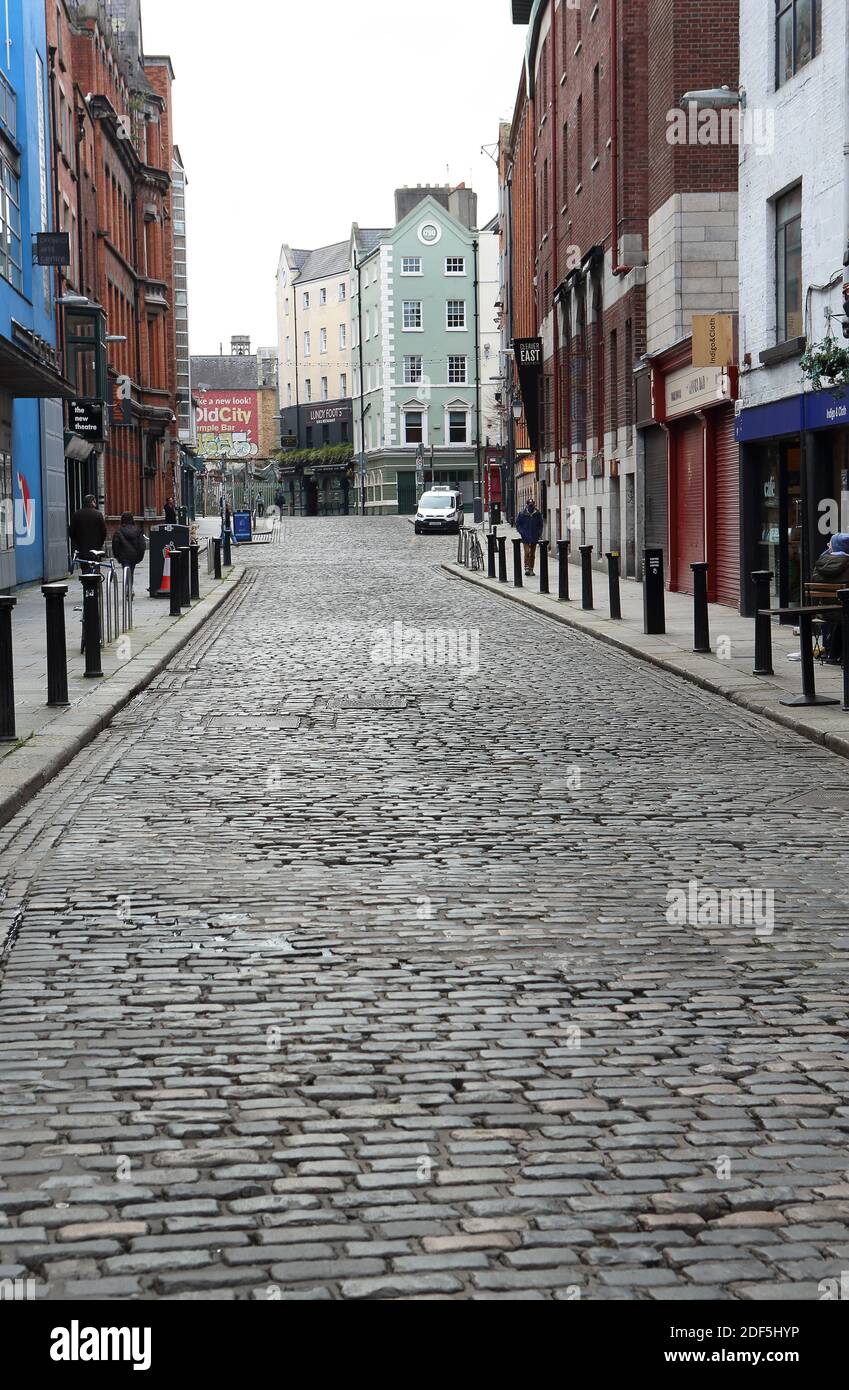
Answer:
[{"left": 233, "top": 511, "right": 252, "bottom": 544}]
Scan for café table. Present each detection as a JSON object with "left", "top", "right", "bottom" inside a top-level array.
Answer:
[{"left": 758, "top": 605, "right": 842, "bottom": 707}]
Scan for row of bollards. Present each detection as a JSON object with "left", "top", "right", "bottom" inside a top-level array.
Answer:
[{"left": 1, "top": 538, "right": 219, "bottom": 743}]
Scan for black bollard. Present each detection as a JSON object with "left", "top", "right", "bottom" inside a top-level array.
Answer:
[
  {"left": 213, "top": 537, "right": 223, "bottom": 580},
  {"left": 456, "top": 530, "right": 463, "bottom": 564},
  {"left": 579, "top": 544, "right": 594, "bottom": 610},
  {"left": 190, "top": 543, "right": 201, "bottom": 602},
  {"left": 179, "top": 546, "right": 191, "bottom": 608},
  {"left": 557, "top": 540, "right": 570, "bottom": 601},
  {"left": 606, "top": 552, "right": 622, "bottom": 620},
  {"left": 752, "top": 570, "right": 774, "bottom": 676},
  {"left": 170, "top": 550, "right": 183, "bottom": 617},
  {"left": 539, "top": 542, "right": 550, "bottom": 595},
  {"left": 0, "top": 595, "right": 16, "bottom": 742},
  {"left": 42, "top": 584, "right": 70, "bottom": 708},
  {"left": 691, "top": 562, "right": 711, "bottom": 654},
  {"left": 643, "top": 548, "right": 667, "bottom": 635},
  {"left": 80, "top": 573, "right": 104, "bottom": 679},
  {"left": 223, "top": 529, "right": 233, "bottom": 568},
  {"left": 497, "top": 536, "right": 508, "bottom": 583},
  {"left": 512, "top": 537, "right": 524, "bottom": 588},
  {"left": 486, "top": 533, "right": 497, "bottom": 580},
  {"left": 839, "top": 589, "right": 849, "bottom": 713}
]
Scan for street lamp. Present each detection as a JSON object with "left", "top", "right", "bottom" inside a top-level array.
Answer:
[
  {"left": 680, "top": 84, "right": 746, "bottom": 109},
  {"left": 512, "top": 395, "right": 524, "bottom": 422}
]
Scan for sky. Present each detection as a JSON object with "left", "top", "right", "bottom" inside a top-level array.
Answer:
[{"left": 139, "top": 0, "right": 528, "bottom": 355}]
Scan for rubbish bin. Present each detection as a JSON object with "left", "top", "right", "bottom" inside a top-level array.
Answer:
[
  {"left": 149, "top": 524, "right": 190, "bottom": 597},
  {"left": 233, "top": 511, "right": 252, "bottom": 544}
]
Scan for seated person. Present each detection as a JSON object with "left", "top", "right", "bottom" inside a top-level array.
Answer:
[{"left": 813, "top": 534, "right": 849, "bottom": 664}]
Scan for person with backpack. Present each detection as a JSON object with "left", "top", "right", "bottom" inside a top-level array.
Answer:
[
  {"left": 516, "top": 496, "right": 545, "bottom": 576},
  {"left": 111, "top": 512, "right": 147, "bottom": 596}
]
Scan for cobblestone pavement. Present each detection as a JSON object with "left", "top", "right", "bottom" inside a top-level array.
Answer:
[{"left": 1, "top": 517, "right": 849, "bottom": 1302}]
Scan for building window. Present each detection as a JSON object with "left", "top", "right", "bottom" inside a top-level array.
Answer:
[
  {"left": 320, "top": 327, "right": 327, "bottom": 353},
  {"left": 609, "top": 330, "right": 619, "bottom": 440},
  {"left": 302, "top": 291, "right": 310, "bottom": 309},
  {"left": 322, "top": 424, "right": 330, "bottom": 444},
  {"left": 404, "top": 355, "right": 423, "bottom": 384},
  {"left": 339, "top": 323, "right": 347, "bottom": 350},
  {"left": 304, "top": 331, "right": 311, "bottom": 357},
  {"left": 448, "top": 355, "right": 467, "bottom": 384},
  {"left": 576, "top": 94, "right": 583, "bottom": 190},
  {"left": 0, "top": 143, "right": 23, "bottom": 291},
  {"left": 305, "top": 379, "right": 312, "bottom": 401},
  {"left": 448, "top": 409, "right": 469, "bottom": 445},
  {"left": 592, "top": 63, "right": 600, "bottom": 162},
  {"left": 445, "top": 256, "right": 466, "bottom": 275},
  {"left": 562, "top": 121, "right": 569, "bottom": 210},
  {"left": 319, "top": 287, "right": 327, "bottom": 305},
  {"left": 446, "top": 300, "right": 466, "bottom": 331},
  {"left": 401, "top": 256, "right": 422, "bottom": 275},
  {"left": 776, "top": 0, "right": 819, "bottom": 88},
  {"left": 341, "top": 420, "right": 349, "bottom": 442},
  {"left": 339, "top": 282, "right": 346, "bottom": 301},
  {"left": 403, "top": 410, "right": 424, "bottom": 445},
  {"left": 403, "top": 300, "right": 423, "bottom": 330},
  {"left": 0, "top": 449, "right": 12, "bottom": 553},
  {"left": 776, "top": 185, "right": 802, "bottom": 341},
  {"left": 305, "top": 426, "right": 313, "bottom": 447},
  {"left": 321, "top": 377, "right": 329, "bottom": 400},
  {"left": 340, "top": 373, "right": 347, "bottom": 395}
]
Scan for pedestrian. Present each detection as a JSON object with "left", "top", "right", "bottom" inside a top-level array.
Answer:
[
  {"left": 164, "top": 496, "right": 178, "bottom": 524},
  {"left": 516, "top": 495, "right": 545, "bottom": 576},
  {"left": 256, "top": 497, "right": 265, "bottom": 518},
  {"left": 111, "top": 512, "right": 147, "bottom": 596},
  {"left": 69, "top": 494, "right": 107, "bottom": 562},
  {"left": 813, "top": 533, "right": 849, "bottom": 664}
]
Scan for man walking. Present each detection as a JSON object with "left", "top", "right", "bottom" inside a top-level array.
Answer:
[
  {"left": 516, "top": 496, "right": 544, "bottom": 576},
  {"left": 69, "top": 495, "right": 107, "bottom": 562}
]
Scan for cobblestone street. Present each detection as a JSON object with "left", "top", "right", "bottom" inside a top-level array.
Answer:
[{"left": 2, "top": 517, "right": 849, "bottom": 1302}]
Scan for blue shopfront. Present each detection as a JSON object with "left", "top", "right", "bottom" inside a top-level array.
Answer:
[{"left": 736, "top": 388, "right": 849, "bottom": 617}]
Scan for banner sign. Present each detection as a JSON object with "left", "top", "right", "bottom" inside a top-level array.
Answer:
[
  {"left": 196, "top": 390, "right": 260, "bottom": 460},
  {"left": 34, "top": 232, "right": 71, "bottom": 267},
  {"left": 305, "top": 402, "right": 352, "bottom": 428},
  {"left": 514, "top": 337, "right": 543, "bottom": 454},
  {"left": 69, "top": 399, "right": 105, "bottom": 442}
]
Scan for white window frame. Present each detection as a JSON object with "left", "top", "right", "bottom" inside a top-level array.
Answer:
[
  {"left": 305, "top": 379, "right": 312, "bottom": 402},
  {"left": 401, "top": 256, "right": 423, "bottom": 276},
  {"left": 321, "top": 376, "right": 329, "bottom": 400},
  {"left": 319, "top": 287, "right": 327, "bottom": 305},
  {"left": 401, "top": 402, "right": 427, "bottom": 447},
  {"left": 320, "top": 327, "right": 328, "bottom": 353},
  {"left": 302, "top": 292, "right": 310, "bottom": 310},
  {"left": 403, "top": 355, "right": 423, "bottom": 385},
  {"left": 339, "top": 323, "right": 347, "bottom": 349},
  {"left": 445, "top": 401, "right": 471, "bottom": 446},
  {"left": 445, "top": 256, "right": 467, "bottom": 276},
  {"left": 448, "top": 355, "right": 468, "bottom": 385},
  {"left": 303, "top": 331, "right": 311, "bottom": 356},
  {"left": 403, "top": 300, "right": 423, "bottom": 331},
  {"left": 339, "top": 282, "right": 347, "bottom": 301},
  {"left": 446, "top": 300, "right": 467, "bottom": 332},
  {"left": 340, "top": 373, "right": 347, "bottom": 396}
]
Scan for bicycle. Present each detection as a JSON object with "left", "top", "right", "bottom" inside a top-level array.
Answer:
[
  {"left": 467, "top": 529, "right": 485, "bottom": 573},
  {"left": 71, "top": 550, "right": 120, "bottom": 653}
]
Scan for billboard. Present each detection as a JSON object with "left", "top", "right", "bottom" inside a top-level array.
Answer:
[{"left": 196, "top": 390, "right": 260, "bottom": 460}]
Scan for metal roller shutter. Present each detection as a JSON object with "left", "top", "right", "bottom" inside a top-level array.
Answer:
[
  {"left": 673, "top": 417, "right": 705, "bottom": 594},
  {"left": 711, "top": 405, "right": 740, "bottom": 609},
  {"left": 644, "top": 426, "right": 668, "bottom": 559}
]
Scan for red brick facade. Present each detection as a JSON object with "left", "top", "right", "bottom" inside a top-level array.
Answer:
[{"left": 45, "top": 2, "right": 179, "bottom": 530}]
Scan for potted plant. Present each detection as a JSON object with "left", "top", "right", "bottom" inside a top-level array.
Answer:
[{"left": 800, "top": 335, "right": 849, "bottom": 393}]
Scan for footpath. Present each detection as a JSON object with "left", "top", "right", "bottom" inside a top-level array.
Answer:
[
  {"left": 0, "top": 519, "right": 245, "bottom": 829},
  {"left": 446, "top": 528, "right": 849, "bottom": 762}
]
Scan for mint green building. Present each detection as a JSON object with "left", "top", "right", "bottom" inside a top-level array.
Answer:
[{"left": 351, "top": 187, "right": 493, "bottom": 515}]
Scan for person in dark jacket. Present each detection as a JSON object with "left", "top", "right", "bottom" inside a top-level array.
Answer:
[
  {"left": 70, "top": 495, "right": 107, "bottom": 561},
  {"left": 813, "top": 533, "right": 849, "bottom": 663},
  {"left": 164, "top": 496, "right": 178, "bottom": 524},
  {"left": 111, "top": 513, "right": 147, "bottom": 595},
  {"left": 516, "top": 497, "right": 545, "bottom": 575}
]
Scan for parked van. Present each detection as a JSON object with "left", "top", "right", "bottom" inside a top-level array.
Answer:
[{"left": 414, "top": 486, "right": 465, "bottom": 535}]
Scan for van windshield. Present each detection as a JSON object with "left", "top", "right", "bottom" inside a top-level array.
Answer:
[{"left": 420, "top": 496, "right": 454, "bottom": 510}]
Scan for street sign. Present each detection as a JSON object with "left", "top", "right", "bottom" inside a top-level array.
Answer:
[
  {"left": 33, "top": 232, "right": 71, "bottom": 267},
  {"left": 69, "top": 399, "right": 105, "bottom": 443}
]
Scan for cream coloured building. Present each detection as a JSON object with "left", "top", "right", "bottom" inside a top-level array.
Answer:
[{"left": 276, "top": 241, "right": 353, "bottom": 455}]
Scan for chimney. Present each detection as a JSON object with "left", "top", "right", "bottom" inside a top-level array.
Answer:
[{"left": 449, "top": 186, "right": 478, "bottom": 231}]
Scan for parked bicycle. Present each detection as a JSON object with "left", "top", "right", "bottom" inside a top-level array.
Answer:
[{"left": 71, "top": 550, "right": 120, "bottom": 653}]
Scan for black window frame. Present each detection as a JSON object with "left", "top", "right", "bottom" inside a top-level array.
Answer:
[{"left": 776, "top": 0, "right": 819, "bottom": 89}]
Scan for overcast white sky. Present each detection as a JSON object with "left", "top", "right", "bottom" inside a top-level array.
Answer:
[{"left": 139, "top": 0, "right": 528, "bottom": 355}]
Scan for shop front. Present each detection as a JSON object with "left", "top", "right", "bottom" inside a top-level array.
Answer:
[
  {"left": 737, "top": 388, "right": 849, "bottom": 616},
  {"left": 648, "top": 342, "right": 740, "bottom": 607}
]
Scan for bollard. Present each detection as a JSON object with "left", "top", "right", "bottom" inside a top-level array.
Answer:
[
  {"left": 579, "top": 544, "right": 594, "bottom": 610},
  {"left": 512, "top": 537, "right": 524, "bottom": 588},
  {"left": 752, "top": 570, "right": 774, "bottom": 676},
  {"left": 189, "top": 543, "right": 201, "bottom": 602},
  {"left": 170, "top": 550, "right": 183, "bottom": 617},
  {"left": 539, "top": 542, "right": 550, "bottom": 595},
  {"left": 80, "top": 573, "right": 104, "bottom": 678},
  {"left": 179, "top": 546, "right": 191, "bottom": 608},
  {"left": 456, "top": 530, "right": 463, "bottom": 564},
  {"left": 213, "top": 537, "right": 223, "bottom": 580},
  {"left": 497, "top": 536, "right": 508, "bottom": 583},
  {"left": 42, "top": 584, "right": 69, "bottom": 708},
  {"left": 557, "top": 540, "right": 570, "bottom": 602},
  {"left": 839, "top": 589, "right": 849, "bottom": 713},
  {"left": 223, "top": 529, "right": 233, "bottom": 568},
  {"left": 691, "top": 562, "right": 711, "bottom": 654},
  {"left": 486, "top": 533, "right": 497, "bottom": 580},
  {"left": 606, "top": 552, "right": 622, "bottom": 620},
  {"left": 0, "top": 595, "right": 16, "bottom": 741},
  {"left": 643, "top": 547, "right": 666, "bottom": 635}
]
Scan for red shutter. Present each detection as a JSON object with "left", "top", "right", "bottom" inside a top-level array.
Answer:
[
  {"left": 673, "top": 418, "right": 705, "bottom": 594},
  {"left": 711, "top": 405, "right": 740, "bottom": 609}
]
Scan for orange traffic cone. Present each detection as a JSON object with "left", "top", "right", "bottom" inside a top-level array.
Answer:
[{"left": 159, "top": 545, "right": 172, "bottom": 597}]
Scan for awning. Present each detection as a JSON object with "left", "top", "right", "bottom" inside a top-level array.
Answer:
[
  {"left": 0, "top": 333, "right": 75, "bottom": 400},
  {"left": 64, "top": 432, "right": 96, "bottom": 461}
]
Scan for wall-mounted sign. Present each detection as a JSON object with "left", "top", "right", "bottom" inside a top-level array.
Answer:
[
  {"left": 69, "top": 399, "right": 105, "bottom": 442},
  {"left": 692, "top": 314, "right": 736, "bottom": 370},
  {"left": 33, "top": 232, "right": 71, "bottom": 267},
  {"left": 196, "top": 390, "right": 260, "bottom": 459},
  {"left": 418, "top": 221, "right": 442, "bottom": 245},
  {"left": 304, "top": 402, "right": 353, "bottom": 428},
  {"left": 514, "top": 337, "right": 543, "bottom": 456},
  {"left": 664, "top": 365, "right": 732, "bottom": 419}
]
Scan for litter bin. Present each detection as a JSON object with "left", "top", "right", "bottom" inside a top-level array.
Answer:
[
  {"left": 149, "top": 524, "right": 190, "bottom": 597},
  {"left": 233, "top": 511, "right": 252, "bottom": 544}
]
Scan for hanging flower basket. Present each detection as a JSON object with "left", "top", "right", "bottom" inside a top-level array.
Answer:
[{"left": 800, "top": 339, "right": 849, "bottom": 393}]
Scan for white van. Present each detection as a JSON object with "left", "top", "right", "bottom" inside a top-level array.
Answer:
[{"left": 414, "top": 486, "right": 465, "bottom": 536}]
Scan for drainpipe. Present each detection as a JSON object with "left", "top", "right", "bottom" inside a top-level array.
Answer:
[
  {"left": 550, "top": 0, "right": 560, "bottom": 538},
  {"left": 844, "top": 0, "right": 849, "bottom": 273},
  {"left": 610, "top": 0, "right": 630, "bottom": 277},
  {"left": 356, "top": 250, "right": 366, "bottom": 516},
  {"left": 473, "top": 238, "right": 483, "bottom": 501}
]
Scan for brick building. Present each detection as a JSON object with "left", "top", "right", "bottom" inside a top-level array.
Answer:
[
  {"left": 504, "top": 0, "right": 739, "bottom": 595},
  {"left": 46, "top": 1, "right": 180, "bottom": 534}
]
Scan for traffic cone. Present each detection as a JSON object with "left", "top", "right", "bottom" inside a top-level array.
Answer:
[{"left": 158, "top": 545, "right": 172, "bottom": 597}]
